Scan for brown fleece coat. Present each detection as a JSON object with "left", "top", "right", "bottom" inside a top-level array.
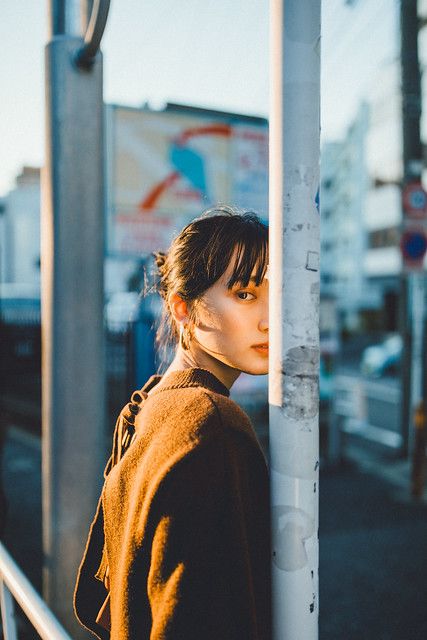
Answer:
[{"left": 74, "top": 367, "right": 271, "bottom": 639}]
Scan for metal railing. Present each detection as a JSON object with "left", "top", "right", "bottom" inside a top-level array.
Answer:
[
  {"left": 330, "top": 373, "right": 403, "bottom": 463},
  {"left": 0, "top": 542, "right": 72, "bottom": 640}
]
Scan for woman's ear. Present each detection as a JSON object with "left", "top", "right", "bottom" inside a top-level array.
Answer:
[{"left": 168, "top": 293, "right": 189, "bottom": 325}]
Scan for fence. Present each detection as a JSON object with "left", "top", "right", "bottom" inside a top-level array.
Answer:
[
  {"left": 330, "top": 373, "right": 403, "bottom": 464},
  {"left": 0, "top": 313, "right": 157, "bottom": 435}
]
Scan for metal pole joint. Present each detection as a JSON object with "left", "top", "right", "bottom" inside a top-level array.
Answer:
[{"left": 74, "top": 0, "right": 110, "bottom": 70}]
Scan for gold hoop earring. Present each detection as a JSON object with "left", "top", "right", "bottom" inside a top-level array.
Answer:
[{"left": 179, "top": 323, "right": 191, "bottom": 350}]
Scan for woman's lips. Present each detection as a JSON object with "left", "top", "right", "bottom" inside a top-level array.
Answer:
[{"left": 252, "top": 344, "right": 269, "bottom": 355}]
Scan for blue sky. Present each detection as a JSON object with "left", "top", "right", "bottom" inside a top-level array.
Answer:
[{"left": 0, "top": 0, "right": 399, "bottom": 196}]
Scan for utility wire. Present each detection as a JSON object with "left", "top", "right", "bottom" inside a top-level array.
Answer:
[{"left": 323, "top": 0, "right": 397, "bottom": 73}]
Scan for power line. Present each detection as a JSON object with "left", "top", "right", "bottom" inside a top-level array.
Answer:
[{"left": 322, "top": 0, "right": 397, "bottom": 73}]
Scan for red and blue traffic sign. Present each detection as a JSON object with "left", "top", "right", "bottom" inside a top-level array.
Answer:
[
  {"left": 400, "top": 228, "right": 427, "bottom": 264},
  {"left": 402, "top": 182, "right": 427, "bottom": 219}
]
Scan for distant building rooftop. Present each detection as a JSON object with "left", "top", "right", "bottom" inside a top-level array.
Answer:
[{"left": 15, "top": 166, "right": 40, "bottom": 187}]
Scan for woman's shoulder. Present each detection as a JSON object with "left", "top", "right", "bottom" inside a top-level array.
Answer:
[
  {"left": 140, "top": 384, "right": 234, "bottom": 431},
  {"left": 139, "top": 384, "right": 259, "bottom": 451}
]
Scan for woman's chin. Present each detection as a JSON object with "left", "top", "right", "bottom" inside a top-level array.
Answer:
[
  {"left": 239, "top": 363, "right": 269, "bottom": 376},
  {"left": 220, "top": 353, "right": 268, "bottom": 377}
]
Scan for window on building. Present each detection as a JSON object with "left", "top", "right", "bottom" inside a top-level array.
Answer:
[{"left": 368, "top": 226, "right": 400, "bottom": 249}]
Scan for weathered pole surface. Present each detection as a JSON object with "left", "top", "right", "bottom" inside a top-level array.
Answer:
[
  {"left": 269, "top": 1, "right": 321, "bottom": 639},
  {"left": 42, "top": 0, "right": 107, "bottom": 634}
]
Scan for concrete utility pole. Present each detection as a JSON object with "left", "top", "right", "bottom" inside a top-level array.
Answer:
[
  {"left": 269, "top": 1, "right": 321, "bottom": 639},
  {"left": 399, "top": 0, "right": 427, "bottom": 459},
  {"left": 42, "top": 0, "right": 109, "bottom": 635}
]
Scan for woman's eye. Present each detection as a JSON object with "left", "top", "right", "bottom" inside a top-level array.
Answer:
[{"left": 237, "top": 291, "right": 255, "bottom": 300}]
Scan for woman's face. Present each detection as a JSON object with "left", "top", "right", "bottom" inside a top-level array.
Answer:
[{"left": 191, "top": 247, "right": 269, "bottom": 377}]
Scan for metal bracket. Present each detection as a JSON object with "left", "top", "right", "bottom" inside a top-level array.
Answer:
[{"left": 74, "top": 0, "right": 111, "bottom": 70}]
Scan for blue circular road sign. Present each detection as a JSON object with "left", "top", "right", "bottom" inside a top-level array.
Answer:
[
  {"left": 403, "top": 182, "right": 427, "bottom": 218},
  {"left": 401, "top": 229, "right": 427, "bottom": 261}
]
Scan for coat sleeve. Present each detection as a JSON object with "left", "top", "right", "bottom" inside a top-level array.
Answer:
[
  {"left": 143, "top": 430, "right": 269, "bottom": 640},
  {"left": 73, "top": 490, "right": 110, "bottom": 640}
]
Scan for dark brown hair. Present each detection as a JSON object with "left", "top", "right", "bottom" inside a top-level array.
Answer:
[{"left": 149, "top": 205, "right": 268, "bottom": 370}]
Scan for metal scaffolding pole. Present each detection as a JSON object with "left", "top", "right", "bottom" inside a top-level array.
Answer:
[
  {"left": 42, "top": 0, "right": 109, "bottom": 634},
  {"left": 269, "top": 1, "right": 321, "bottom": 639}
]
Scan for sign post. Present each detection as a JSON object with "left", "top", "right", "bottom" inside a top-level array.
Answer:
[
  {"left": 400, "top": 180, "right": 427, "bottom": 457},
  {"left": 399, "top": 0, "right": 426, "bottom": 460}
]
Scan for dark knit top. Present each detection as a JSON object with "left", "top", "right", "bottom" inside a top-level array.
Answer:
[{"left": 74, "top": 367, "right": 271, "bottom": 639}]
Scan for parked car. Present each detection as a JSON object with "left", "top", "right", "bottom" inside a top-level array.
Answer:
[{"left": 360, "top": 334, "right": 403, "bottom": 378}]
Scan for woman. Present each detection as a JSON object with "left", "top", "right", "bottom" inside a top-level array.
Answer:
[{"left": 74, "top": 207, "right": 271, "bottom": 640}]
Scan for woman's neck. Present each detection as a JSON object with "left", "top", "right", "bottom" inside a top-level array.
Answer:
[{"left": 161, "top": 346, "right": 241, "bottom": 391}]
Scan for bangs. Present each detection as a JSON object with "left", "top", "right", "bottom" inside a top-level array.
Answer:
[
  {"left": 225, "top": 228, "right": 268, "bottom": 289},
  {"left": 179, "top": 209, "right": 269, "bottom": 297}
]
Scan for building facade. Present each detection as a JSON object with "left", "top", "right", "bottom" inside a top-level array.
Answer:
[
  {"left": 0, "top": 166, "right": 41, "bottom": 287},
  {"left": 320, "top": 103, "right": 370, "bottom": 333},
  {"left": 321, "top": 42, "right": 427, "bottom": 336}
]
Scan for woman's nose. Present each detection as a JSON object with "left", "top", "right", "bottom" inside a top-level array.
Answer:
[
  {"left": 258, "top": 293, "right": 268, "bottom": 332},
  {"left": 258, "top": 316, "right": 269, "bottom": 332}
]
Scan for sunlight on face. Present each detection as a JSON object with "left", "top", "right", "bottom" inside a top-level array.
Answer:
[{"left": 192, "top": 248, "right": 269, "bottom": 375}]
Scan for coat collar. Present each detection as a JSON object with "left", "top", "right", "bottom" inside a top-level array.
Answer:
[{"left": 141, "top": 367, "right": 230, "bottom": 398}]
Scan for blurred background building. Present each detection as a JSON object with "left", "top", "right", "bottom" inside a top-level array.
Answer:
[{"left": 0, "top": 167, "right": 41, "bottom": 287}]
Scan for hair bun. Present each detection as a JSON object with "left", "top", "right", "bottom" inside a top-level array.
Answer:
[
  {"left": 153, "top": 250, "right": 167, "bottom": 273},
  {"left": 152, "top": 251, "right": 168, "bottom": 299}
]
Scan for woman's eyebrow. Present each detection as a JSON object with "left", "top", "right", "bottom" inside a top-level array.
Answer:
[
  {"left": 228, "top": 275, "right": 265, "bottom": 287},
  {"left": 234, "top": 277, "right": 258, "bottom": 285}
]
